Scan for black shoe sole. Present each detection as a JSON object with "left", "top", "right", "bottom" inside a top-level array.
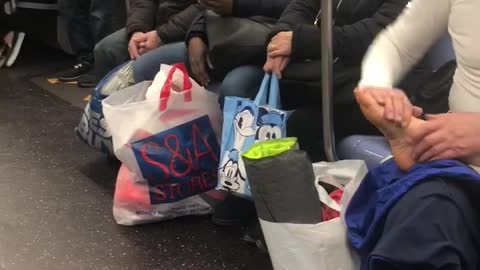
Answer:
[
  {"left": 211, "top": 216, "right": 242, "bottom": 226},
  {"left": 58, "top": 75, "right": 83, "bottom": 83},
  {"left": 78, "top": 82, "right": 96, "bottom": 88}
]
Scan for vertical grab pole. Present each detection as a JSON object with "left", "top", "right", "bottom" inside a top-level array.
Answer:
[{"left": 321, "top": 0, "right": 338, "bottom": 161}]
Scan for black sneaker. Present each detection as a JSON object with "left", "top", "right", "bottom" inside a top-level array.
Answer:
[
  {"left": 242, "top": 219, "right": 268, "bottom": 255},
  {"left": 58, "top": 61, "right": 93, "bottom": 82},
  {"left": 4, "top": 31, "right": 25, "bottom": 67},
  {"left": 211, "top": 193, "right": 257, "bottom": 226},
  {"left": 77, "top": 73, "right": 97, "bottom": 88}
]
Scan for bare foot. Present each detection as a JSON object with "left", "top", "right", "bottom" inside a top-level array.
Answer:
[{"left": 355, "top": 89, "right": 424, "bottom": 171}]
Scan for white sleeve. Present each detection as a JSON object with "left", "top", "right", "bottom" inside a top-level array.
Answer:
[{"left": 358, "top": 0, "right": 451, "bottom": 88}]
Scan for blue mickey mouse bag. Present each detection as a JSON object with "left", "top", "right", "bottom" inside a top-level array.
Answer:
[{"left": 218, "top": 74, "right": 288, "bottom": 198}]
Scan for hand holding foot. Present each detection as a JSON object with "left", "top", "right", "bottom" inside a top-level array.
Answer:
[{"left": 354, "top": 88, "right": 424, "bottom": 171}]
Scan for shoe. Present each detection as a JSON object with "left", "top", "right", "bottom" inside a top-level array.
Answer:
[
  {"left": 77, "top": 73, "right": 97, "bottom": 88},
  {"left": 0, "top": 44, "right": 6, "bottom": 68},
  {"left": 242, "top": 219, "right": 268, "bottom": 255},
  {"left": 3, "top": 0, "right": 16, "bottom": 15},
  {"left": 4, "top": 31, "right": 25, "bottom": 67},
  {"left": 211, "top": 193, "right": 257, "bottom": 226},
  {"left": 58, "top": 61, "right": 93, "bottom": 82}
]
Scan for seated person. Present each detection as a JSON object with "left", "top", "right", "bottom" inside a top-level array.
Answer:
[
  {"left": 92, "top": 0, "right": 202, "bottom": 86},
  {"left": 262, "top": 0, "right": 409, "bottom": 161},
  {"left": 133, "top": 0, "right": 291, "bottom": 98},
  {"left": 354, "top": 0, "right": 480, "bottom": 267},
  {"left": 57, "top": 0, "right": 122, "bottom": 87}
]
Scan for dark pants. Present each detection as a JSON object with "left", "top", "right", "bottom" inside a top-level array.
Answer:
[
  {"left": 368, "top": 179, "right": 480, "bottom": 270},
  {"left": 58, "top": 0, "right": 122, "bottom": 62}
]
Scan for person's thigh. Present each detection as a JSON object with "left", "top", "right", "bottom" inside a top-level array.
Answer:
[
  {"left": 133, "top": 42, "right": 188, "bottom": 83},
  {"left": 369, "top": 179, "right": 480, "bottom": 270},
  {"left": 94, "top": 28, "right": 130, "bottom": 80},
  {"left": 219, "top": 65, "right": 264, "bottom": 99}
]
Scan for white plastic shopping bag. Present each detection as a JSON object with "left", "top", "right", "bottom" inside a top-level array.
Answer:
[
  {"left": 242, "top": 139, "right": 366, "bottom": 270},
  {"left": 102, "top": 64, "right": 223, "bottom": 225}
]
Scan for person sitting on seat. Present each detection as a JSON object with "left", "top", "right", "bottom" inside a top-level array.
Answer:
[
  {"left": 91, "top": 0, "right": 202, "bottom": 87},
  {"left": 132, "top": 0, "right": 291, "bottom": 99},
  {"left": 353, "top": 0, "right": 480, "bottom": 267},
  {"left": 56, "top": 0, "right": 123, "bottom": 87},
  {"left": 260, "top": 0, "right": 410, "bottom": 162}
]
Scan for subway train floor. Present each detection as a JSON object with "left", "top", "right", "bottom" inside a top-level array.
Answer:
[{"left": 0, "top": 43, "right": 273, "bottom": 270}]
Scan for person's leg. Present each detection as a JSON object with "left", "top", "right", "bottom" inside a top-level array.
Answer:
[
  {"left": 287, "top": 103, "right": 380, "bottom": 162},
  {"left": 132, "top": 42, "right": 189, "bottom": 83},
  {"left": 218, "top": 65, "right": 264, "bottom": 98},
  {"left": 369, "top": 178, "right": 480, "bottom": 270},
  {"left": 92, "top": 28, "right": 130, "bottom": 82},
  {"left": 57, "top": 0, "right": 95, "bottom": 81},
  {"left": 58, "top": 0, "right": 93, "bottom": 58},
  {"left": 89, "top": 0, "right": 122, "bottom": 45}
]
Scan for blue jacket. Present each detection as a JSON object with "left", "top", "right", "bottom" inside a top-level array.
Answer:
[{"left": 346, "top": 159, "right": 480, "bottom": 256}]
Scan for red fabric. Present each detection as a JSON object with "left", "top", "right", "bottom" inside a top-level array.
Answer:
[{"left": 321, "top": 189, "right": 343, "bottom": 221}]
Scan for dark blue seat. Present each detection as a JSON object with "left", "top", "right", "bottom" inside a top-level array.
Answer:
[{"left": 337, "top": 33, "right": 456, "bottom": 170}]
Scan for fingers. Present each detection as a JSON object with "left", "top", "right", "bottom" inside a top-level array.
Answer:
[
  {"left": 128, "top": 41, "right": 140, "bottom": 60},
  {"left": 279, "top": 57, "right": 290, "bottom": 72},
  {"left": 413, "top": 106, "right": 424, "bottom": 118},
  {"left": 263, "top": 57, "right": 274, "bottom": 73},
  {"left": 400, "top": 95, "right": 412, "bottom": 127},
  {"left": 271, "top": 57, "right": 287, "bottom": 78},
  {"left": 191, "top": 56, "right": 210, "bottom": 86},
  {"left": 417, "top": 138, "right": 448, "bottom": 162}
]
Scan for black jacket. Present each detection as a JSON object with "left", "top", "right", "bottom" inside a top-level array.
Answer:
[
  {"left": 186, "top": 0, "right": 292, "bottom": 44},
  {"left": 126, "top": 0, "right": 203, "bottom": 43},
  {"left": 270, "top": 0, "right": 409, "bottom": 63}
]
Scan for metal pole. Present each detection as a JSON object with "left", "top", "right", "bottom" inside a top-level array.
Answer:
[{"left": 321, "top": 0, "right": 338, "bottom": 161}]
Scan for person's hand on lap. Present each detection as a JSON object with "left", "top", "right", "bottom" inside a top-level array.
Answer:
[
  {"left": 188, "top": 37, "right": 213, "bottom": 86},
  {"left": 267, "top": 32, "right": 293, "bottom": 58},
  {"left": 139, "top": 31, "right": 163, "bottom": 55},
  {"left": 200, "top": 0, "right": 233, "bottom": 16},
  {"left": 412, "top": 112, "right": 480, "bottom": 162},
  {"left": 128, "top": 32, "right": 146, "bottom": 59}
]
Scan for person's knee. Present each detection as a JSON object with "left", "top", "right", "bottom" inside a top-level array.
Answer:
[{"left": 132, "top": 55, "right": 156, "bottom": 83}]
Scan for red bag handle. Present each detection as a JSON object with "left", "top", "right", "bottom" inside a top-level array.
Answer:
[{"left": 159, "top": 63, "right": 193, "bottom": 111}]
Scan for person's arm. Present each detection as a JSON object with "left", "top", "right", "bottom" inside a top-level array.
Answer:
[
  {"left": 359, "top": 0, "right": 451, "bottom": 87},
  {"left": 232, "top": 0, "right": 292, "bottom": 19},
  {"left": 265, "top": 0, "right": 320, "bottom": 49},
  {"left": 291, "top": 0, "right": 410, "bottom": 60},
  {"left": 156, "top": 4, "right": 204, "bottom": 44},
  {"left": 184, "top": 13, "right": 208, "bottom": 46},
  {"left": 126, "top": 0, "right": 157, "bottom": 37}
]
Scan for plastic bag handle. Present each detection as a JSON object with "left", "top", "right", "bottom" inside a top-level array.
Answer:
[
  {"left": 159, "top": 63, "right": 193, "bottom": 111},
  {"left": 253, "top": 73, "right": 281, "bottom": 108}
]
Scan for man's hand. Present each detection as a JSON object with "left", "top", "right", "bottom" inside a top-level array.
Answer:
[
  {"left": 263, "top": 56, "right": 290, "bottom": 78},
  {"left": 200, "top": 0, "right": 233, "bottom": 16},
  {"left": 267, "top": 32, "right": 293, "bottom": 58},
  {"left": 412, "top": 112, "right": 480, "bottom": 162},
  {"left": 139, "top": 31, "right": 163, "bottom": 54},
  {"left": 128, "top": 32, "right": 146, "bottom": 59},
  {"left": 188, "top": 37, "right": 213, "bottom": 86},
  {"left": 358, "top": 87, "right": 423, "bottom": 127}
]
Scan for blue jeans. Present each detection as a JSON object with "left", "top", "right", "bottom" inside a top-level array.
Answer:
[{"left": 132, "top": 42, "right": 264, "bottom": 98}]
